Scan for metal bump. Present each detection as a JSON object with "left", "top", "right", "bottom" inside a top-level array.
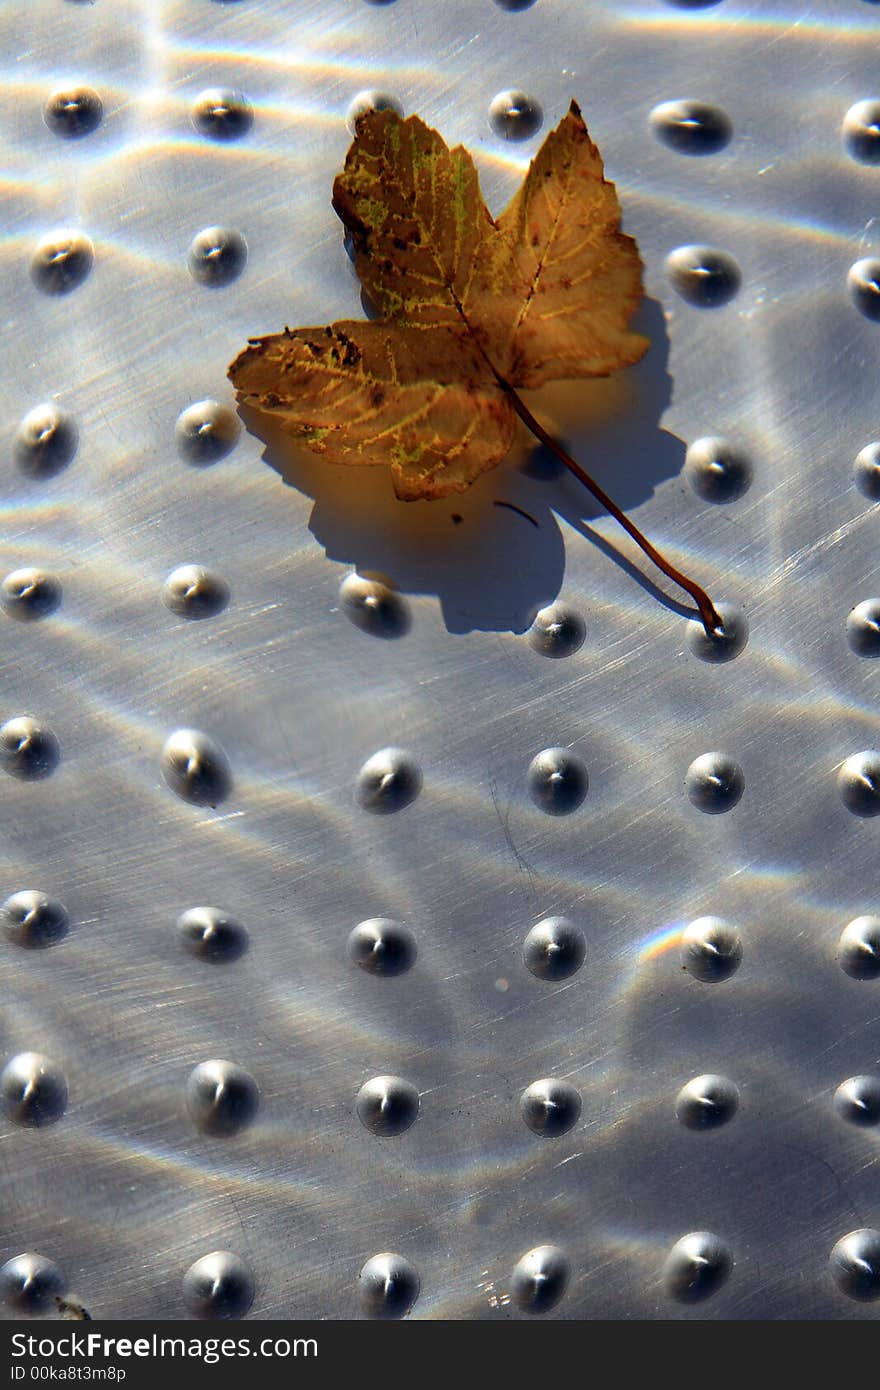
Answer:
[
  {"left": 43, "top": 86, "right": 103, "bottom": 138},
  {"left": 2, "top": 891, "right": 69, "bottom": 949},
  {"left": 684, "top": 435, "right": 753, "bottom": 503},
  {"left": 355, "top": 748, "right": 421, "bottom": 814},
  {"left": 183, "top": 1251, "right": 255, "bottom": 1319},
  {"left": 844, "top": 100, "right": 880, "bottom": 164},
  {"left": 681, "top": 916, "right": 742, "bottom": 983},
  {"left": 685, "top": 752, "right": 744, "bottom": 813},
  {"left": 14, "top": 404, "right": 78, "bottom": 479},
  {"left": 177, "top": 907, "right": 249, "bottom": 964},
  {"left": 526, "top": 602, "right": 587, "bottom": 658},
  {"left": 666, "top": 244, "right": 741, "bottom": 307},
  {"left": 339, "top": 574, "right": 410, "bottom": 638},
  {"left": 161, "top": 728, "right": 232, "bottom": 807},
  {"left": 854, "top": 442, "right": 880, "bottom": 500},
  {"left": 175, "top": 400, "right": 240, "bottom": 466},
  {"left": 355, "top": 1075, "right": 419, "bottom": 1137},
  {"left": 523, "top": 917, "right": 586, "bottom": 981},
  {"left": 162, "top": 565, "right": 229, "bottom": 620},
  {"left": 489, "top": 89, "right": 543, "bottom": 141},
  {"left": 686, "top": 602, "right": 748, "bottom": 662},
  {"left": 187, "top": 226, "right": 248, "bottom": 288},
  {"left": 0, "top": 1254, "right": 65, "bottom": 1312},
  {"left": 30, "top": 229, "right": 93, "bottom": 295},
  {"left": 1, "top": 568, "right": 62, "bottom": 621},
  {"left": 520, "top": 1078, "right": 582, "bottom": 1137},
  {"left": 846, "top": 599, "right": 880, "bottom": 657},
  {"left": 663, "top": 1232, "right": 732, "bottom": 1302},
  {"left": 346, "top": 90, "right": 404, "bottom": 135},
  {"left": 191, "top": 88, "right": 253, "bottom": 141},
  {"left": 358, "top": 1253, "right": 419, "bottom": 1319},
  {"left": 0, "top": 1052, "right": 68, "bottom": 1126},
  {"left": 0, "top": 716, "right": 61, "bottom": 781},
  {"left": 650, "top": 99, "right": 732, "bottom": 155},
  {"left": 186, "top": 1060, "right": 259, "bottom": 1136},
  {"left": 527, "top": 747, "right": 588, "bottom": 816},
  {"left": 848, "top": 258, "right": 880, "bottom": 321},
  {"left": 829, "top": 1230, "right": 880, "bottom": 1301},
  {"left": 838, "top": 751, "right": 880, "bottom": 817},
  {"left": 675, "top": 1074, "right": 739, "bottom": 1130},
  {"left": 838, "top": 915, "right": 880, "bottom": 980},
  {"left": 833, "top": 1075, "right": 880, "bottom": 1127},
  {"left": 348, "top": 918, "right": 416, "bottom": 977},
  {"left": 511, "top": 1245, "right": 570, "bottom": 1314}
]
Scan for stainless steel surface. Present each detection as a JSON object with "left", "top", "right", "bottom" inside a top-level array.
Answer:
[{"left": 2, "top": 0, "right": 880, "bottom": 1319}]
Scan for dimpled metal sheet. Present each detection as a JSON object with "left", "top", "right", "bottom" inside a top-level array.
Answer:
[{"left": 1, "top": 0, "right": 880, "bottom": 1321}]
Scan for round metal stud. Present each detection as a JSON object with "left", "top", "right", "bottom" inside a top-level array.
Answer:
[
  {"left": 0, "top": 717, "right": 60, "bottom": 781},
  {"left": 191, "top": 88, "right": 252, "bottom": 141},
  {"left": 346, "top": 90, "right": 404, "bottom": 135},
  {"left": 838, "top": 915, "right": 880, "bottom": 980},
  {"left": 834, "top": 1075, "right": 880, "bottom": 1127},
  {"left": 183, "top": 1251, "right": 255, "bottom": 1319},
  {"left": 650, "top": 99, "right": 732, "bottom": 155},
  {"left": 1, "top": 891, "right": 69, "bottom": 949},
  {"left": 527, "top": 747, "right": 588, "bottom": 816},
  {"left": 1, "top": 568, "right": 62, "bottom": 620},
  {"left": 43, "top": 86, "right": 103, "bottom": 138},
  {"left": 339, "top": 575, "right": 410, "bottom": 638},
  {"left": 666, "top": 245, "right": 741, "bottom": 307},
  {"left": 663, "top": 1231, "right": 732, "bottom": 1302},
  {"left": 0, "top": 1052, "right": 68, "bottom": 1126},
  {"left": 177, "top": 907, "right": 248, "bottom": 963},
  {"left": 848, "top": 258, "right": 880, "bottom": 320},
  {"left": 348, "top": 918, "right": 416, "bottom": 977},
  {"left": 489, "top": 90, "right": 543, "bottom": 141},
  {"left": 854, "top": 442, "right": 880, "bottom": 500},
  {"left": 685, "top": 752, "right": 744, "bottom": 813},
  {"left": 843, "top": 100, "right": 880, "bottom": 164},
  {"left": 186, "top": 1060, "right": 259, "bottom": 1137},
  {"left": 510, "top": 1245, "right": 570, "bottom": 1314},
  {"left": 838, "top": 751, "right": 880, "bottom": 817},
  {"left": 520, "top": 1079, "right": 582, "bottom": 1137},
  {"left": 14, "top": 404, "right": 78, "bottom": 479},
  {"left": 675, "top": 1074, "right": 739, "bottom": 1130},
  {"left": 29, "top": 230, "right": 93, "bottom": 295},
  {"left": 355, "top": 748, "right": 421, "bottom": 814},
  {"left": 846, "top": 600, "right": 880, "bottom": 657},
  {"left": 161, "top": 729, "right": 232, "bottom": 807},
  {"left": 523, "top": 917, "right": 586, "bottom": 981},
  {"left": 355, "top": 1075, "right": 419, "bottom": 1137},
  {"left": 0, "top": 1254, "right": 65, "bottom": 1312},
  {"left": 686, "top": 602, "right": 748, "bottom": 662},
  {"left": 187, "top": 226, "right": 247, "bottom": 288},
  {"left": 162, "top": 565, "right": 229, "bottom": 620},
  {"left": 829, "top": 1230, "right": 880, "bottom": 1301},
  {"left": 175, "top": 400, "right": 240, "bottom": 466},
  {"left": 680, "top": 917, "right": 742, "bottom": 983},
  {"left": 358, "top": 1253, "right": 419, "bottom": 1319},
  {"left": 684, "top": 436, "right": 752, "bottom": 503},
  {"left": 526, "top": 602, "right": 586, "bottom": 658}
]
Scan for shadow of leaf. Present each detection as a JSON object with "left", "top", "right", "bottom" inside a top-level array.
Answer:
[{"left": 241, "top": 297, "right": 692, "bottom": 634}]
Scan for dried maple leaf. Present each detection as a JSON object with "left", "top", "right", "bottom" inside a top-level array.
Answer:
[{"left": 230, "top": 102, "right": 720, "bottom": 631}]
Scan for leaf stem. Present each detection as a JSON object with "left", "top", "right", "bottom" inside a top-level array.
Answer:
[{"left": 502, "top": 384, "right": 722, "bottom": 634}]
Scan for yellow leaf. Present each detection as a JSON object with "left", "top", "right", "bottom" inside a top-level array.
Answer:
[
  {"left": 230, "top": 102, "right": 646, "bottom": 500},
  {"left": 486, "top": 100, "right": 649, "bottom": 387},
  {"left": 229, "top": 320, "right": 514, "bottom": 500},
  {"left": 229, "top": 103, "right": 722, "bottom": 632}
]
